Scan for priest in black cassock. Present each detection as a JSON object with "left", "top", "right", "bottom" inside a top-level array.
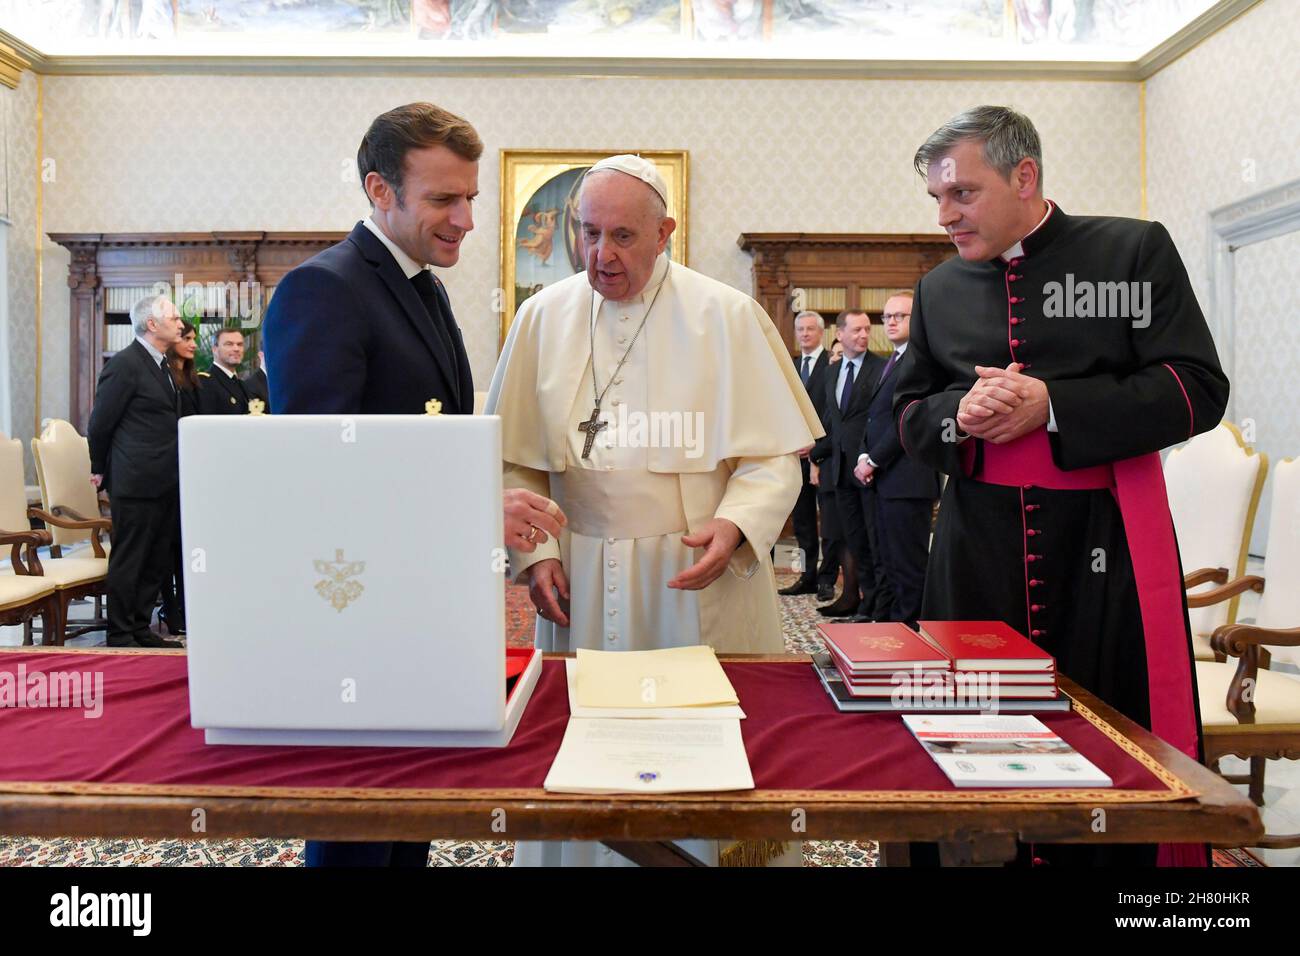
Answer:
[{"left": 895, "top": 106, "right": 1228, "bottom": 867}]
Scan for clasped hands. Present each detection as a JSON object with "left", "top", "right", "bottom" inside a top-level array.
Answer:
[{"left": 956, "top": 362, "right": 1050, "bottom": 445}]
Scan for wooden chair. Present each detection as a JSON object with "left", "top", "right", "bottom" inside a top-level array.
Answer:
[
  {"left": 1165, "top": 422, "right": 1267, "bottom": 661},
  {"left": 0, "top": 434, "right": 63, "bottom": 644},
  {"left": 28, "top": 420, "right": 112, "bottom": 643},
  {"left": 1191, "top": 456, "right": 1300, "bottom": 849}
]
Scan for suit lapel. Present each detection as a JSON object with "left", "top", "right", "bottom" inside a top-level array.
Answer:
[
  {"left": 132, "top": 341, "right": 178, "bottom": 408},
  {"left": 848, "top": 355, "right": 875, "bottom": 412},
  {"left": 432, "top": 274, "right": 473, "bottom": 413},
  {"left": 349, "top": 224, "right": 459, "bottom": 407},
  {"left": 868, "top": 352, "right": 895, "bottom": 403},
  {"left": 809, "top": 351, "right": 829, "bottom": 394}
]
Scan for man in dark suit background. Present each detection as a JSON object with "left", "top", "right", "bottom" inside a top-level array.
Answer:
[
  {"left": 87, "top": 294, "right": 187, "bottom": 649},
  {"left": 853, "top": 291, "right": 940, "bottom": 627},
  {"left": 198, "top": 328, "right": 253, "bottom": 415},
  {"left": 779, "top": 310, "right": 834, "bottom": 597},
  {"left": 246, "top": 349, "right": 270, "bottom": 412},
  {"left": 263, "top": 101, "right": 565, "bottom": 868},
  {"left": 810, "top": 309, "right": 890, "bottom": 621}
]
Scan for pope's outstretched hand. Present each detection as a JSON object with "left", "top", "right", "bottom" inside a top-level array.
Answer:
[{"left": 668, "top": 518, "right": 742, "bottom": 591}]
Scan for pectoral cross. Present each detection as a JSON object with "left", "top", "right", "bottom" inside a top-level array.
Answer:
[{"left": 577, "top": 406, "right": 608, "bottom": 459}]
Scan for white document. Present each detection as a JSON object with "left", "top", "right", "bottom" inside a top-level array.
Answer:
[
  {"left": 903, "top": 714, "right": 1113, "bottom": 788},
  {"left": 543, "top": 718, "right": 755, "bottom": 794},
  {"left": 565, "top": 660, "right": 745, "bottom": 720}
]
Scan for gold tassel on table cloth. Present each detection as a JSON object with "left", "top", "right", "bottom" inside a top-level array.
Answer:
[{"left": 720, "top": 839, "right": 791, "bottom": 867}]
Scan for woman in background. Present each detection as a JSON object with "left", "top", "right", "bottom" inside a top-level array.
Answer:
[{"left": 159, "top": 323, "right": 199, "bottom": 636}]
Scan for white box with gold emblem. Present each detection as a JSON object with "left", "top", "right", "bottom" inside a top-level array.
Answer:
[{"left": 179, "top": 413, "right": 541, "bottom": 747}]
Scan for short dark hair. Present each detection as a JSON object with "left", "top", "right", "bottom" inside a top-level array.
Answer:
[
  {"left": 835, "top": 309, "right": 870, "bottom": 330},
  {"left": 214, "top": 327, "right": 244, "bottom": 346},
  {"left": 914, "top": 105, "right": 1044, "bottom": 190},
  {"left": 357, "top": 103, "right": 484, "bottom": 207}
]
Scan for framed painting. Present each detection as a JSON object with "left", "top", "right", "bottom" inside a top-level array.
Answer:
[{"left": 498, "top": 149, "right": 689, "bottom": 346}]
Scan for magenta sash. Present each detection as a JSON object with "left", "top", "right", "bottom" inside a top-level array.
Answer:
[{"left": 967, "top": 428, "right": 1205, "bottom": 868}]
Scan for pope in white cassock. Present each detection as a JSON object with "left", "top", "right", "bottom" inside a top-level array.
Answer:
[{"left": 486, "top": 155, "right": 823, "bottom": 867}]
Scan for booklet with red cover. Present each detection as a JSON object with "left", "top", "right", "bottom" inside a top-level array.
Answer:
[
  {"left": 818, "top": 622, "right": 951, "bottom": 673},
  {"left": 917, "top": 620, "right": 1055, "bottom": 672}
]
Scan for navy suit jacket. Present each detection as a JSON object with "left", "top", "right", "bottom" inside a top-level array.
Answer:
[
  {"left": 263, "top": 222, "right": 474, "bottom": 416},
  {"left": 87, "top": 340, "right": 180, "bottom": 498},
  {"left": 810, "top": 352, "right": 885, "bottom": 488},
  {"left": 859, "top": 348, "right": 941, "bottom": 500}
]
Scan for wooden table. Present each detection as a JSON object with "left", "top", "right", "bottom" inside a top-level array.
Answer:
[{"left": 0, "top": 652, "right": 1262, "bottom": 866}]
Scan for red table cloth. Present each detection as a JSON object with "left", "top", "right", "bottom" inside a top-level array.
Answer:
[{"left": 0, "top": 650, "right": 1193, "bottom": 804}]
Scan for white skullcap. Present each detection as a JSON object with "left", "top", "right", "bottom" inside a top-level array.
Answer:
[{"left": 586, "top": 154, "right": 669, "bottom": 208}]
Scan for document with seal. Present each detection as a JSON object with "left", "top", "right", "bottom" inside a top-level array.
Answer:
[{"left": 543, "top": 718, "right": 755, "bottom": 794}]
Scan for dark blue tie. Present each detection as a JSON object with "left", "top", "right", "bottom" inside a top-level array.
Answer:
[
  {"left": 839, "top": 359, "right": 855, "bottom": 415},
  {"left": 800, "top": 355, "right": 811, "bottom": 385}
]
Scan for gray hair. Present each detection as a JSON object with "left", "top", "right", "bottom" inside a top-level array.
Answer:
[
  {"left": 913, "top": 105, "right": 1044, "bottom": 190},
  {"left": 130, "top": 294, "right": 173, "bottom": 336},
  {"left": 793, "top": 310, "right": 825, "bottom": 329}
]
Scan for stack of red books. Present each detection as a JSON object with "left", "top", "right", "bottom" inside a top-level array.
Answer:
[
  {"left": 915, "top": 620, "right": 1058, "bottom": 700},
  {"left": 817, "top": 622, "right": 951, "bottom": 698},
  {"left": 816, "top": 620, "right": 1059, "bottom": 705}
]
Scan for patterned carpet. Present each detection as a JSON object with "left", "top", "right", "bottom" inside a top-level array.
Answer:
[{"left": 0, "top": 568, "right": 1258, "bottom": 867}]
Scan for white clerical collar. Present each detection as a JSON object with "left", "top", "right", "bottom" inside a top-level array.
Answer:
[
  {"left": 362, "top": 215, "right": 426, "bottom": 280},
  {"left": 1000, "top": 200, "right": 1055, "bottom": 261},
  {"left": 212, "top": 361, "right": 238, "bottom": 378},
  {"left": 801, "top": 345, "right": 824, "bottom": 363},
  {"left": 136, "top": 336, "right": 166, "bottom": 365}
]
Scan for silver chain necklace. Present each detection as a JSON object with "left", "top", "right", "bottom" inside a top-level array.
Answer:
[{"left": 576, "top": 262, "right": 671, "bottom": 460}]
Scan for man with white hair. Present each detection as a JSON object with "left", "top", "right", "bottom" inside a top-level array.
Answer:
[
  {"left": 779, "top": 309, "right": 834, "bottom": 597},
  {"left": 88, "top": 294, "right": 186, "bottom": 648},
  {"left": 487, "top": 155, "right": 822, "bottom": 867}
]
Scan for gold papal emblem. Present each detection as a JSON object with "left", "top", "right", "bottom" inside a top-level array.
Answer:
[
  {"left": 860, "top": 636, "right": 905, "bottom": 652},
  {"left": 314, "top": 548, "right": 366, "bottom": 612},
  {"left": 424, "top": 398, "right": 443, "bottom": 416},
  {"left": 247, "top": 397, "right": 267, "bottom": 416},
  {"left": 960, "top": 633, "right": 1006, "bottom": 649}
]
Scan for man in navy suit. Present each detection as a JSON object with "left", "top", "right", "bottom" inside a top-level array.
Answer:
[
  {"left": 779, "top": 310, "right": 834, "bottom": 597},
  {"left": 810, "top": 310, "right": 890, "bottom": 620},
  {"left": 263, "top": 102, "right": 565, "bottom": 867},
  {"left": 854, "top": 291, "right": 941, "bottom": 627}
]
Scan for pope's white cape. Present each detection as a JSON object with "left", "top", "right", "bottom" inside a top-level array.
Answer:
[{"left": 485, "top": 261, "right": 823, "bottom": 474}]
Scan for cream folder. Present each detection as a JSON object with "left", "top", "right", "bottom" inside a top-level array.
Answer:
[
  {"left": 574, "top": 645, "right": 741, "bottom": 709},
  {"left": 565, "top": 660, "right": 746, "bottom": 720}
]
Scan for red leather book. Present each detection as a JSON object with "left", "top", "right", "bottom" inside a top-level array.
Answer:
[
  {"left": 818, "top": 622, "right": 950, "bottom": 673},
  {"left": 917, "top": 621, "right": 1055, "bottom": 672}
]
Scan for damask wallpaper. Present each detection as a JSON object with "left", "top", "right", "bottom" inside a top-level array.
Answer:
[
  {"left": 3, "top": 71, "right": 37, "bottom": 469},
  {"left": 31, "top": 74, "right": 1140, "bottom": 412},
  {"left": 1146, "top": 0, "right": 1300, "bottom": 553}
]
